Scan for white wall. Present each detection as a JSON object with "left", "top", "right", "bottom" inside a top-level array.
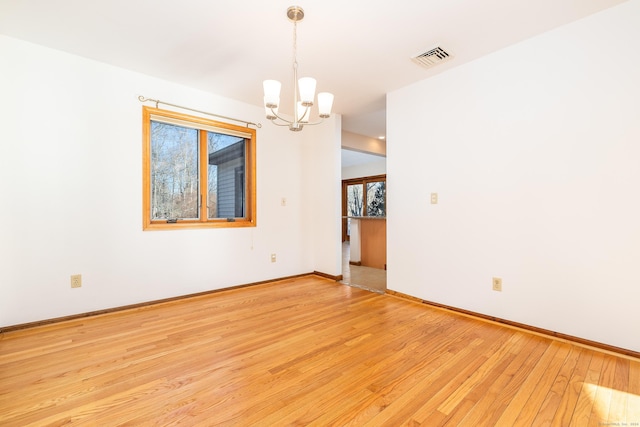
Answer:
[
  {"left": 0, "top": 35, "right": 339, "bottom": 327},
  {"left": 387, "top": 0, "right": 640, "bottom": 352},
  {"left": 303, "top": 115, "right": 343, "bottom": 277},
  {"left": 342, "top": 159, "right": 387, "bottom": 181}
]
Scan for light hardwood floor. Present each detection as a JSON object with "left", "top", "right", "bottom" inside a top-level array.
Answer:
[{"left": 1, "top": 275, "right": 638, "bottom": 426}]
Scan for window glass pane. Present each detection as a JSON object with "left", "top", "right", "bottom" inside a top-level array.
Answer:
[
  {"left": 346, "top": 183, "right": 364, "bottom": 238},
  {"left": 366, "top": 181, "right": 386, "bottom": 217},
  {"left": 207, "top": 132, "right": 245, "bottom": 219},
  {"left": 150, "top": 121, "right": 199, "bottom": 220},
  {"left": 347, "top": 184, "right": 363, "bottom": 217}
]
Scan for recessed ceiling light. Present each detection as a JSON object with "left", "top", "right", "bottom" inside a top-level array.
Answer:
[{"left": 378, "top": 136, "right": 385, "bottom": 140}]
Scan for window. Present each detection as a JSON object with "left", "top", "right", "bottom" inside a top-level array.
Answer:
[
  {"left": 142, "top": 107, "right": 256, "bottom": 230},
  {"left": 366, "top": 180, "right": 386, "bottom": 217},
  {"left": 342, "top": 175, "right": 386, "bottom": 240}
]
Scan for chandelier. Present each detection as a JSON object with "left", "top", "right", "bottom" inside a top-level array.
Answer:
[{"left": 263, "top": 6, "right": 334, "bottom": 132}]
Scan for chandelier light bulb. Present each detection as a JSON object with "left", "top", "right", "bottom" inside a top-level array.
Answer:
[
  {"left": 298, "top": 77, "right": 316, "bottom": 107},
  {"left": 317, "top": 92, "right": 334, "bottom": 118},
  {"left": 263, "top": 80, "right": 281, "bottom": 108}
]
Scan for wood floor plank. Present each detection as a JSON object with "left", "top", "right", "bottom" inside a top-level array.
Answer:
[
  {"left": 628, "top": 360, "right": 640, "bottom": 423},
  {"left": 608, "top": 358, "right": 630, "bottom": 424},
  {"left": 569, "top": 351, "right": 605, "bottom": 426},
  {"left": 361, "top": 341, "right": 490, "bottom": 426},
  {"left": 493, "top": 341, "right": 562, "bottom": 425},
  {"left": 453, "top": 334, "right": 550, "bottom": 426},
  {"left": 587, "top": 354, "right": 618, "bottom": 426},
  {"left": 550, "top": 347, "right": 593, "bottom": 426},
  {"left": 532, "top": 345, "right": 582, "bottom": 425},
  {"left": 512, "top": 342, "right": 572, "bottom": 425},
  {"left": 436, "top": 333, "right": 521, "bottom": 416},
  {"left": 0, "top": 276, "right": 638, "bottom": 426}
]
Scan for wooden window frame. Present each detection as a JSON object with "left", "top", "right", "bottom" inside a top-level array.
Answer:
[{"left": 142, "top": 106, "right": 257, "bottom": 231}]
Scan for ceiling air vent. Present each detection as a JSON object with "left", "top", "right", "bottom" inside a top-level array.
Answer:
[{"left": 412, "top": 47, "right": 452, "bottom": 69}]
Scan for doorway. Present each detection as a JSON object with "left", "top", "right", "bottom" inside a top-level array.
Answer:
[{"left": 341, "top": 174, "right": 387, "bottom": 293}]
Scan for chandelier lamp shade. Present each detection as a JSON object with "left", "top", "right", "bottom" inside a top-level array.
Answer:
[{"left": 263, "top": 6, "right": 334, "bottom": 132}]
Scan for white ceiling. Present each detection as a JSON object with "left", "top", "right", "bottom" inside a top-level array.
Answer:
[{"left": 0, "top": 0, "right": 626, "bottom": 139}]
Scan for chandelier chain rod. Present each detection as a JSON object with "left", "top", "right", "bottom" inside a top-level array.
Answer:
[
  {"left": 292, "top": 19, "right": 298, "bottom": 70},
  {"left": 292, "top": 19, "right": 300, "bottom": 124}
]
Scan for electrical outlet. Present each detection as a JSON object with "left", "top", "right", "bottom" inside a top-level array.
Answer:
[
  {"left": 270, "top": 253, "right": 277, "bottom": 263},
  {"left": 492, "top": 277, "right": 502, "bottom": 292},
  {"left": 71, "top": 274, "right": 82, "bottom": 288},
  {"left": 430, "top": 193, "right": 438, "bottom": 204}
]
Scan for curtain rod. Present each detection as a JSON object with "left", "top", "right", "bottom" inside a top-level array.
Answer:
[{"left": 137, "top": 96, "right": 262, "bottom": 129}]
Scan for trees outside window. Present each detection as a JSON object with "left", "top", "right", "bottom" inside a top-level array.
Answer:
[
  {"left": 366, "top": 181, "right": 386, "bottom": 217},
  {"left": 347, "top": 184, "right": 363, "bottom": 217}
]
